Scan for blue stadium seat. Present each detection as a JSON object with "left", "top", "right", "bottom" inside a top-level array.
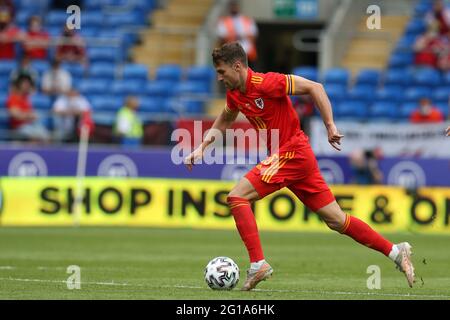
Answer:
[
  {"left": 155, "top": 64, "right": 182, "bottom": 81},
  {"left": 139, "top": 98, "right": 163, "bottom": 113},
  {"left": 122, "top": 64, "right": 149, "bottom": 81},
  {"left": 185, "top": 66, "right": 215, "bottom": 83},
  {"left": 78, "top": 27, "right": 99, "bottom": 38},
  {"left": 404, "top": 19, "right": 426, "bottom": 36},
  {"left": 323, "top": 68, "right": 350, "bottom": 85},
  {"left": 145, "top": 81, "right": 176, "bottom": 98},
  {"left": 182, "top": 99, "right": 205, "bottom": 114},
  {"left": 292, "top": 66, "right": 318, "bottom": 82},
  {"left": 0, "top": 77, "right": 9, "bottom": 92},
  {"left": 399, "top": 102, "right": 418, "bottom": 119},
  {"left": 111, "top": 80, "right": 144, "bottom": 96},
  {"left": 0, "top": 60, "right": 17, "bottom": 74},
  {"left": 0, "top": 93, "right": 7, "bottom": 106},
  {"left": 77, "top": 79, "right": 110, "bottom": 95},
  {"left": 46, "top": 11, "right": 68, "bottom": 27},
  {"left": 31, "top": 94, "right": 52, "bottom": 110},
  {"left": 412, "top": 68, "right": 441, "bottom": 87},
  {"left": 347, "top": 85, "right": 374, "bottom": 102},
  {"left": 436, "top": 102, "right": 449, "bottom": 117},
  {"left": 31, "top": 60, "right": 50, "bottom": 74},
  {"left": 89, "top": 63, "right": 116, "bottom": 79},
  {"left": 174, "top": 81, "right": 210, "bottom": 95},
  {"left": 404, "top": 86, "right": 432, "bottom": 102},
  {"left": 355, "top": 69, "right": 381, "bottom": 86},
  {"left": 324, "top": 84, "right": 347, "bottom": 103},
  {"left": 414, "top": 0, "right": 433, "bottom": 17},
  {"left": 388, "top": 52, "right": 414, "bottom": 68},
  {"left": 432, "top": 87, "right": 450, "bottom": 103},
  {"left": 370, "top": 102, "right": 400, "bottom": 119},
  {"left": 90, "top": 95, "right": 122, "bottom": 112},
  {"left": 81, "top": 11, "right": 104, "bottom": 27},
  {"left": 444, "top": 72, "right": 450, "bottom": 85},
  {"left": 375, "top": 86, "right": 404, "bottom": 102},
  {"left": 16, "top": 0, "right": 50, "bottom": 13},
  {"left": 88, "top": 47, "right": 119, "bottom": 63},
  {"left": 62, "top": 63, "right": 85, "bottom": 78},
  {"left": 105, "top": 12, "right": 146, "bottom": 27},
  {"left": 335, "top": 101, "right": 368, "bottom": 119},
  {"left": 383, "top": 69, "right": 411, "bottom": 86}
]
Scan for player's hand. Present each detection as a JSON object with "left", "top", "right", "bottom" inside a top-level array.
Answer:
[
  {"left": 184, "top": 147, "right": 203, "bottom": 171},
  {"left": 446, "top": 126, "right": 450, "bottom": 137},
  {"left": 326, "top": 123, "right": 344, "bottom": 151}
]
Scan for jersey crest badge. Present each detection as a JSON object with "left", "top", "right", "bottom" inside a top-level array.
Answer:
[{"left": 254, "top": 98, "right": 264, "bottom": 109}]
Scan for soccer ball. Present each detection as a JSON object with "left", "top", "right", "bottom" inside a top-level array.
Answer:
[{"left": 204, "top": 256, "right": 240, "bottom": 290}]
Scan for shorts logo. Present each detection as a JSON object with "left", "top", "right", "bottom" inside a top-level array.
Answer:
[
  {"left": 8, "top": 152, "right": 48, "bottom": 176},
  {"left": 254, "top": 98, "right": 264, "bottom": 109},
  {"left": 97, "top": 154, "right": 138, "bottom": 177}
]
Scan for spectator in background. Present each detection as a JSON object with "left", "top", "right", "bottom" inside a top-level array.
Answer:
[
  {"left": 6, "top": 75, "right": 50, "bottom": 142},
  {"left": 291, "top": 94, "right": 314, "bottom": 138},
  {"left": 349, "top": 149, "right": 383, "bottom": 185},
  {"left": 426, "top": 0, "right": 450, "bottom": 35},
  {"left": 55, "top": 25, "right": 88, "bottom": 67},
  {"left": 52, "top": 88, "right": 93, "bottom": 142},
  {"left": 0, "top": 0, "right": 14, "bottom": 20},
  {"left": 437, "top": 30, "right": 450, "bottom": 71},
  {"left": 0, "top": 9, "right": 23, "bottom": 60},
  {"left": 41, "top": 59, "right": 72, "bottom": 97},
  {"left": 9, "top": 55, "right": 38, "bottom": 88},
  {"left": 114, "top": 96, "right": 143, "bottom": 146},
  {"left": 216, "top": 0, "right": 258, "bottom": 67},
  {"left": 23, "top": 16, "right": 50, "bottom": 60},
  {"left": 410, "top": 97, "right": 444, "bottom": 123},
  {"left": 413, "top": 27, "right": 444, "bottom": 68}
]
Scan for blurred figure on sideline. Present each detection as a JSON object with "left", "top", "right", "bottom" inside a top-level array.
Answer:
[{"left": 114, "top": 96, "right": 143, "bottom": 147}]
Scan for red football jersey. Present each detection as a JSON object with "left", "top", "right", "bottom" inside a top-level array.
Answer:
[{"left": 226, "top": 68, "right": 309, "bottom": 154}]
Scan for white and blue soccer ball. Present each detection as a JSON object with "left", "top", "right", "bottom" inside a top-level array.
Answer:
[{"left": 204, "top": 256, "right": 240, "bottom": 290}]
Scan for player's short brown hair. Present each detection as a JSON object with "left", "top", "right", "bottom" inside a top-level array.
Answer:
[{"left": 212, "top": 42, "right": 248, "bottom": 67}]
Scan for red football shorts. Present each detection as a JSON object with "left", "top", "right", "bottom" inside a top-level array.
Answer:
[{"left": 245, "top": 145, "right": 335, "bottom": 212}]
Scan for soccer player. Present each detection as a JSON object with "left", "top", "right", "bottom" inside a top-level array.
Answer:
[{"left": 184, "top": 42, "right": 415, "bottom": 291}]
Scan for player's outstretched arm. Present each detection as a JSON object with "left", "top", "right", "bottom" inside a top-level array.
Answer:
[
  {"left": 291, "top": 75, "right": 344, "bottom": 151},
  {"left": 184, "top": 107, "right": 239, "bottom": 171}
]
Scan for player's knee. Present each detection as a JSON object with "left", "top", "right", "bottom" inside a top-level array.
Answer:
[{"left": 323, "top": 216, "right": 345, "bottom": 232}]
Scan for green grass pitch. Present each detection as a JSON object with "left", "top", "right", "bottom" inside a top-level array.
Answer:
[{"left": 0, "top": 227, "right": 449, "bottom": 300}]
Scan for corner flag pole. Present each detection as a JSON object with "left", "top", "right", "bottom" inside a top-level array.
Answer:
[{"left": 74, "top": 124, "right": 90, "bottom": 227}]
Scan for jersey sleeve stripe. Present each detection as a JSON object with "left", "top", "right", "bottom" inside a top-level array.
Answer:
[{"left": 290, "top": 75, "right": 295, "bottom": 95}]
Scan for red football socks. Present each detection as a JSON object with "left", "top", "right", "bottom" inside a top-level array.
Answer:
[
  {"left": 227, "top": 196, "right": 264, "bottom": 262},
  {"left": 341, "top": 215, "right": 393, "bottom": 256}
]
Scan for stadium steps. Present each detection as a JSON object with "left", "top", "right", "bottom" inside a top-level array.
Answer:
[
  {"left": 342, "top": 16, "right": 409, "bottom": 76},
  {"left": 132, "top": 0, "right": 213, "bottom": 69}
]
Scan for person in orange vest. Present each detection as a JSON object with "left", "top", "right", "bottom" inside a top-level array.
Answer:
[{"left": 216, "top": 0, "right": 258, "bottom": 66}]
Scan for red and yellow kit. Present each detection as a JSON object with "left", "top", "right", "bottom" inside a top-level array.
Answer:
[{"left": 225, "top": 68, "right": 335, "bottom": 211}]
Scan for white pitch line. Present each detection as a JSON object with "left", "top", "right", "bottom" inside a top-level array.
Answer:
[
  {"left": 170, "top": 284, "right": 450, "bottom": 299},
  {"left": 1, "top": 278, "right": 449, "bottom": 299}
]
